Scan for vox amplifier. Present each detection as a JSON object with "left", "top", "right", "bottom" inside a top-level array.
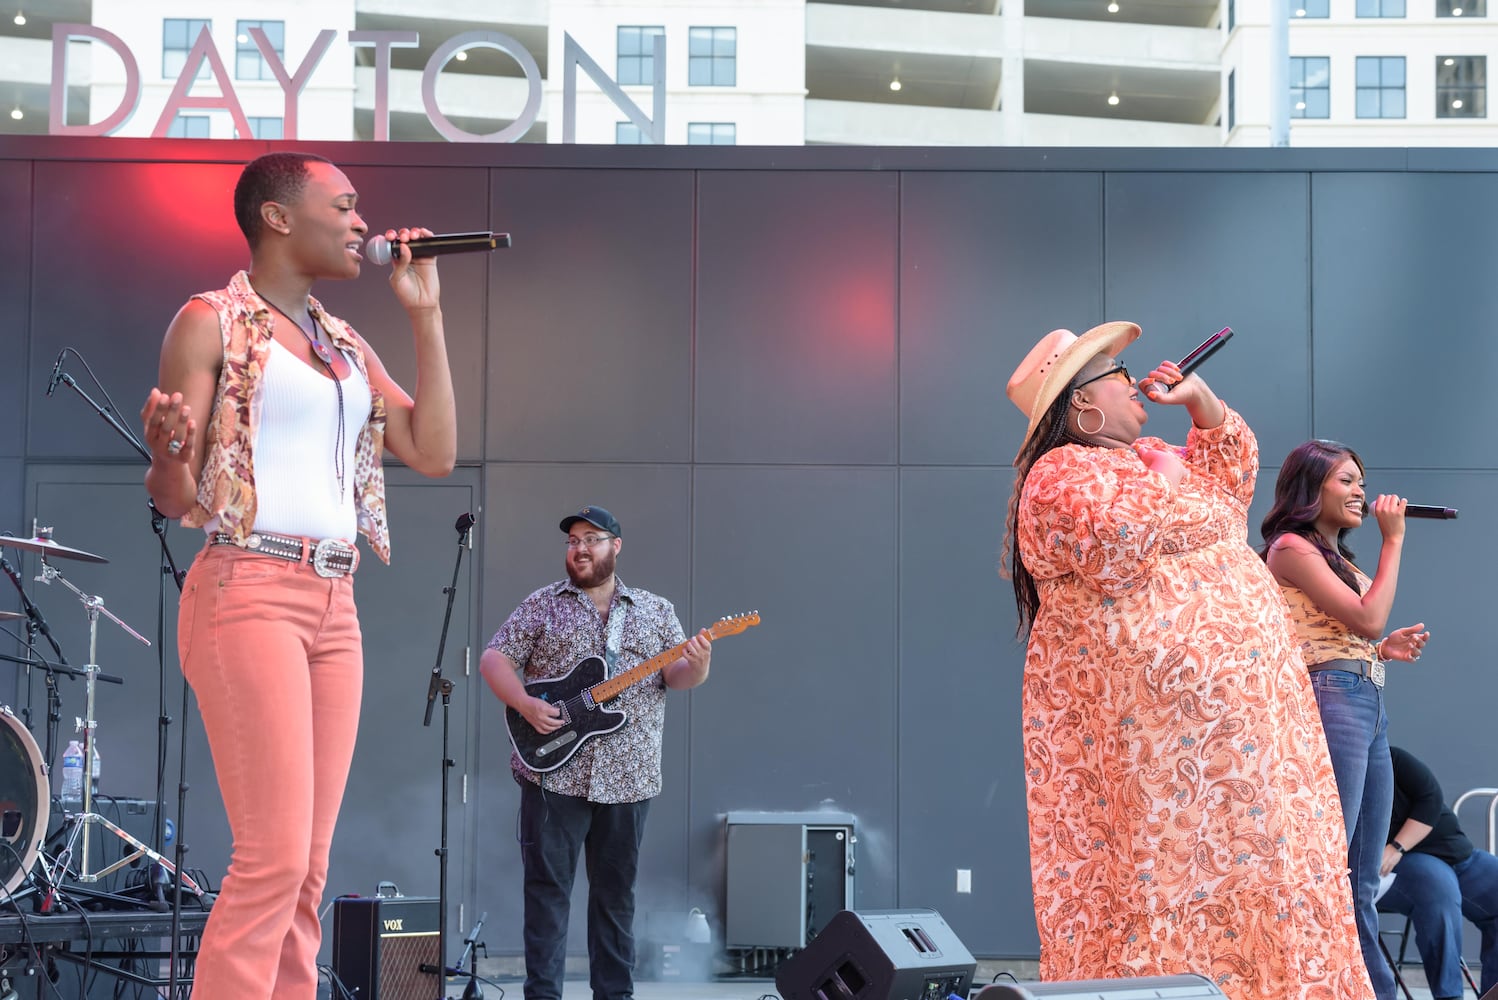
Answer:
[{"left": 331, "top": 895, "right": 441, "bottom": 1000}]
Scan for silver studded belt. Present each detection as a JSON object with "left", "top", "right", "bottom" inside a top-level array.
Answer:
[{"left": 210, "top": 532, "right": 358, "bottom": 578}]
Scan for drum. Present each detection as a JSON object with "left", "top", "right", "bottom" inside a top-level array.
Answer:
[{"left": 0, "top": 705, "right": 49, "bottom": 895}]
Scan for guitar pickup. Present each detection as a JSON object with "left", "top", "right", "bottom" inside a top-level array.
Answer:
[{"left": 537, "top": 731, "right": 578, "bottom": 758}]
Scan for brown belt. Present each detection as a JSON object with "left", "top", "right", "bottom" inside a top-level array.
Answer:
[
  {"left": 210, "top": 531, "right": 358, "bottom": 578},
  {"left": 1307, "top": 657, "right": 1384, "bottom": 689}
]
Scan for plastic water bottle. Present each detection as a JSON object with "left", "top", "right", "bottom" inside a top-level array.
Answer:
[
  {"left": 61, "top": 739, "right": 84, "bottom": 805},
  {"left": 90, "top": 738, "right": 101, "bottom": 796}
]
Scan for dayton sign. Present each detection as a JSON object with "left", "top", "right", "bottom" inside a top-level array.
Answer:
[{"left": 49, "top": 23, "right": 666, "bottom": 143}]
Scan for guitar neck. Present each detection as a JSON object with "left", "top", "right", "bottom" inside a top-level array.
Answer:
[
  {"left": 586, "top": 614, "right": 758, "bottom": 704},
  {"left": 588, "top": 639, "right": 689, "bottom": 703}
]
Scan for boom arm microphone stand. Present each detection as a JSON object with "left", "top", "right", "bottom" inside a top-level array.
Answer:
[
  {"left": 419, "top": 511, "right": 476, "bottom": 999},
  {"left": 47, "top": 354, "right": 199, "bottom": 994}
]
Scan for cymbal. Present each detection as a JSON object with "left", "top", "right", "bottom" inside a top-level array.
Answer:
[
  {"left": 0, "top": 534, "right": 108, "bottom": 564},
  {"left": 0, "top": 610, "right": 23, "bottom": 621}
]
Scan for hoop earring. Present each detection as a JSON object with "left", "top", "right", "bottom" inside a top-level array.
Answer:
[{"left": 1076, "top": 406, "right": 1106, "bottom": 436}]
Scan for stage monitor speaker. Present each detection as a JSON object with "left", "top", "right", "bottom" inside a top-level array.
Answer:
[
  {"left": 331, "top": 895, "right": 440, "bottom": 1000},
  {"left": 775, "top": 908, "right": 976, "bottom": 1000},
  {"left": 976, "top": 974, "right": 1226, "bottom": 1000}
]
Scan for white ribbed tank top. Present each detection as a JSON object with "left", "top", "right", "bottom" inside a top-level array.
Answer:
[{"left": 247, "top": 337, "right": 373, "bottom": 541}]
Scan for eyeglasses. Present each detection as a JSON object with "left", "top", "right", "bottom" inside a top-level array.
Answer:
[
  {"left": 1074, "top": 363, "right": 1131, "bottom": 390},
  {"left": 565, "top": 534, "right": 614, "bottom": 549}
]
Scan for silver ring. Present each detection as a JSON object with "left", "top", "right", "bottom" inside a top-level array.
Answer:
[{"left": 166, "top": 439, "right": 183, "bottom": 455}]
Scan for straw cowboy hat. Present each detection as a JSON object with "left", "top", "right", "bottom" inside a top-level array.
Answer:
[{"left": 1005, "top": 321, "right": 1141, "bottom": 461}]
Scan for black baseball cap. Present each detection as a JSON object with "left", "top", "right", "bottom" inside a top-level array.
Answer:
[{"left": 559, "top": 505, "right": 621, "bottom": 537}]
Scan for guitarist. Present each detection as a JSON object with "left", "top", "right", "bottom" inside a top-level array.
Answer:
[{"left": 478, "top": 505, "right": 712, "bottom": 1000}]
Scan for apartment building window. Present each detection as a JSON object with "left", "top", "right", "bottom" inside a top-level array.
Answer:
[
  {"left": 236, "top": 20, "right": 284, "bottom": 80},
  {"left": 1290, "top": 57, "right": 1330, "bottom": 117},
  {"left": 163, "top": 19, "right": 211, "bottom": 80},
  {"left": 616, "top": 122, "right": 646, "bottom": 144},
  {"left": 1438, "top": 0, "right": 1485, "bottom": 14},
  {"left": 617, "top": 26, "right": 664, "bottom": 85},
  {"left": 1437, "top": 56, "right": 1487, "bottom": 116},
  {"left": 249, "top": 116, "right": 283, "bottom": 139},
  {"left": 1293, "top": 0, "right": 1329, "bottom": 17},
  {"left": 1356, "top": 57, "right": 1405, "bottom": 117},
  {"left": 1227, "top": 70, "right": 1236, "bottom": 130},
  {"left": 166, "top": 114, "right": 210, "bottom": 138},
  {"left": 687, "top": 122, "right": 736, "bottom": 145},
  {"left": 688, "top": 27, "right": 736, "bottom": 86},
  {"left": 1357, "top": 0, "right": 1406, "bottom": 16}
]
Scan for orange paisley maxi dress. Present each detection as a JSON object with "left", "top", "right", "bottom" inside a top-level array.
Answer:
[{"left": 1015, "top": 408, "right": 1372, "bottom": 1000}]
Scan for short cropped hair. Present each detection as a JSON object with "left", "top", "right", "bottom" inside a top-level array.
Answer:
[{"left": 232, "top": 151, "right": 332, "bottom": 249}]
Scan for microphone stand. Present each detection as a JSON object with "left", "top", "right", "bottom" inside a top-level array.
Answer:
[
  {"left": 419, "top": 512, "right": 476, "bottom": 999},
  {"left": 48, "top": 361, "right": 198, "bottom": 993}
]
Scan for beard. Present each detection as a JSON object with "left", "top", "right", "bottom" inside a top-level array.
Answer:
[{"left": 566, "top": 546, "right": 616, "bottom": 589}]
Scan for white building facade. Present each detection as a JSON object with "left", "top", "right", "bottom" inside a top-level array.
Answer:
[{"left": 2, "top": 0, "right": 1497, "bottom": 146}]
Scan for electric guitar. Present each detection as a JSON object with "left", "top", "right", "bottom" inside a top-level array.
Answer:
[{"left": 506, "top": 612, "right": 760, "bottom": 772}]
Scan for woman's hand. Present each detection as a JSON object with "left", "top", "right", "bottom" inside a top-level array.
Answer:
[
  {"left": 1380, "top": 843, "right": 1403, "bottom": 877},
  {"left": 385, "top": 226, "right": 441, "bottom": 314},
  {"left": 1369, "top": 493, "right": 1408, "bottom": 544},
  {"left": 1139, "top": 359, "right": 1226, "bottom": 429},
  {"left": 141, "top": 388, "right": 197, "bottom": 467},
  {"left": 1379, "top": 622, "right": 1429, "bottom": 662},
  {"left": 1135, "top": 444, "right": 1186, "bottom": 487}
]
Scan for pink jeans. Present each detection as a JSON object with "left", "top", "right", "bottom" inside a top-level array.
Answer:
[{"left": 178, "top": 542, "right": 363, "bottom": 1000}]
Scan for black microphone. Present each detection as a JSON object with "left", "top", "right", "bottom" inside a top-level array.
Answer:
[
  {"left": 1361, "top": 502, "right": 1459, "bottom": 519},
  {"left": 365, "top": 231, "right": 511, "bottom": 266},
  {"left": 1407, "top": 504, "right": 1459, "bottom": 519},
  {"left": 455, "top": 512, "right": 477, "bottom": 534},
  {"left": 45, "top": 351, "right": 66, "bottom": 397},
  {"left": 1147, "top": 327, "right": 1234, "bottom": 396}
]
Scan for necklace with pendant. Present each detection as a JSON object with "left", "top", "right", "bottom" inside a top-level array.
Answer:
[{"left": 260, "top": 295, "right": 348, "bottom": 496}]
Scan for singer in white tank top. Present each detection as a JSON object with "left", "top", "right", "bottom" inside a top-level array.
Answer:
[{"left": 140, "top": 152, "right": 457, "bottom": 1000}]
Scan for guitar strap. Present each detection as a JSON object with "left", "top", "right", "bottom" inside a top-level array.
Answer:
[{"left": 604, "top": 594, "right": 628, "bottom": 679}]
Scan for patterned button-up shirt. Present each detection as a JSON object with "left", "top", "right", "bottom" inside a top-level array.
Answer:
[
  {"left": 184, "top": 271, "right": 391, "bottom": 562},
  {"left": 488, "top": 576, "right": 685, "bottom": 803}
]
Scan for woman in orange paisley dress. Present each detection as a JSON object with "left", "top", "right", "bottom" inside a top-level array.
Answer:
[{"left": 1002, "top": 322, "right": 1372, "bottom": 1000}]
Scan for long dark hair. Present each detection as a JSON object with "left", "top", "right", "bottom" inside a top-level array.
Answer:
[
  {"left": 1002, "top": 374, "right": 1089, "bottom": 636},
  {"left": 1259, "top": 439, "right": 1365, "bottom": 593}
]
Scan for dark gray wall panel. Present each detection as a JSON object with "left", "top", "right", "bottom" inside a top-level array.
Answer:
[
  {"left": 311, "top": 165, "right": 492, "bottom": 464},
  {"left": 28, "top": 161, "right": 246, "bottom": 461},
  {"left": 696, "top": 172, "right": 898, "bottom": 465},
  {"left": 484, "top": 169, "right": 695, "bottom": 464},
  {"left": 1347, "top": 468, "right": 1495, "bottom": 780},
  {"left": 1105, "top": 172, "right": 1315, "bottom": 467},
  {"left": 474, "top": 462, "right": 693, "bottom": 953},
  {"left": 688, "top": 466, "right": 899, "bottom": 917},
  {"left": 1, "top": 160, "right": 30, "bottom": 459},
  {"left": 898, "top": 467, "right": 1033, "bottom": 956},
  {"left": 901, "top": 172, "right": 1104, "bottom": 467},
  {"left": 1311, "top": 172, "right": 1498, "bottom": 468}
]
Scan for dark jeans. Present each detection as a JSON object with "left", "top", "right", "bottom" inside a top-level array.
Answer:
[
  {"left": 1378, "top": 848, "right": 1498, "bottom": 999},
  {"left": 1311, "top": 667, "right": 1395, "bottom": 1000},
  {"left": 518, "top": 779, "right": 651, "bottom": 1000}
]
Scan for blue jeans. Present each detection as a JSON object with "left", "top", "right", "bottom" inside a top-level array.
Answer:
[
  {"left": 518, "top": 779, "right": 651, "bottom": 1000},
  {"left": 1311, "top": 667, "right": 1395, "bottom": 1000},
  {"left": 1378, "top": 848, "right": 1498, "bottom": 999}
]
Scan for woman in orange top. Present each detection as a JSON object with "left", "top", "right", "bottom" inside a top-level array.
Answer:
[
  {"left": 1004, "top": 322, "right": 1370, "bottom": 1000},
  {"left": 1262, "top": 440, "right": 1430, "bottom": 1000}
]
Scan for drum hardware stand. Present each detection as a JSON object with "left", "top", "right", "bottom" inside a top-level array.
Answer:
[
  {"left": 46, "top": 351, "right": 205, "bottom": 995},
  {"left": 32, "top": 547, "right": 202, "bottom": 906},
  {"left": 419, "top": 511, "right": 476, "bottom": 1000}
]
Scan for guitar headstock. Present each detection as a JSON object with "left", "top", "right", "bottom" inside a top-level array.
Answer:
[{"left": 706, "top": 611, "right": 761, "bottom": 639}]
